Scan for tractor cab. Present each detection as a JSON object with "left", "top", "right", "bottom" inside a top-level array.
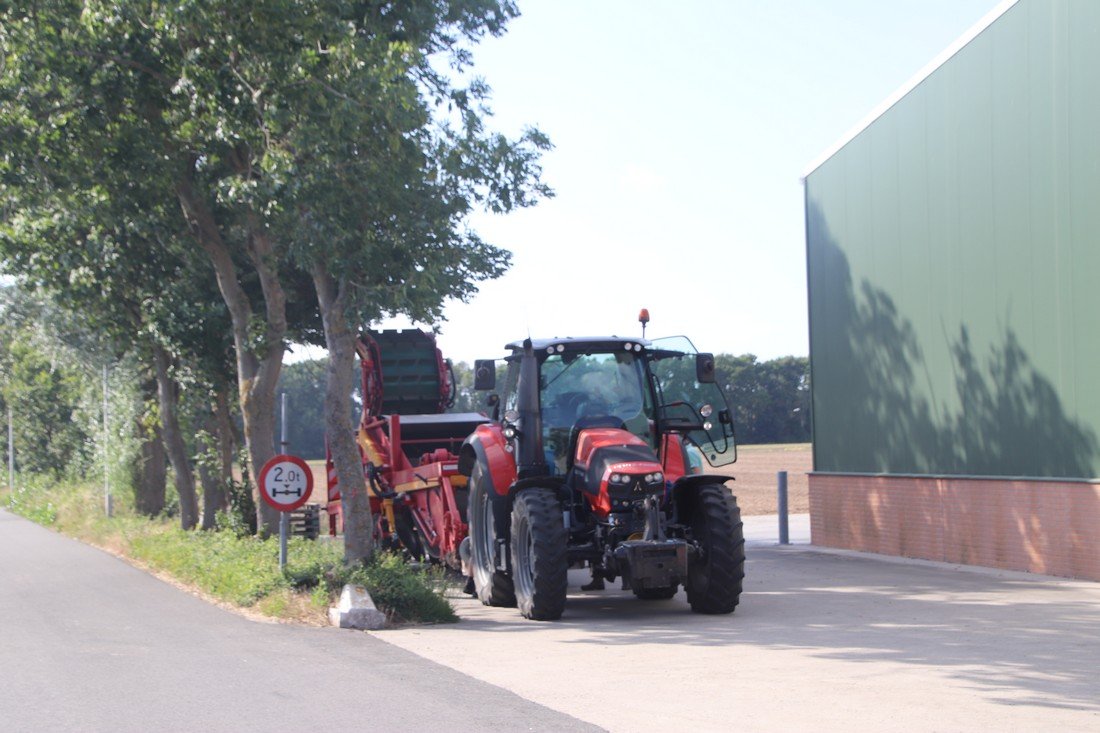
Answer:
[{"left": 486, "top": 335, "right": 736, "bottom": 482}]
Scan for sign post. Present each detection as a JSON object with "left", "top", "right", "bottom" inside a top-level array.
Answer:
[{"left": 258, "top": 454, "right": 314, "bottom": 571}]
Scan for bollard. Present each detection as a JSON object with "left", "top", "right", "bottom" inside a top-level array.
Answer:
[{"left": 778, "top": 470, "right": 789, "bottom": 545}]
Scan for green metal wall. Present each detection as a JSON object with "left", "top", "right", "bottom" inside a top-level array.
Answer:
[{"left": 805, "top": 0, "right": 1100, "bottom": 479}]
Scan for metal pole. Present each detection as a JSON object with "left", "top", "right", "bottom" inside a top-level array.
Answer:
[
  {"left": 280, "top": 392, "right": 288, "bottom": 454},
  {"left": 103, "top": 366, "right": 112, "bottom": 517},
  {"left": 777, "top": 470, "right": 789, "bottom": 545},
  {"left": 279, "top": 512, "right": 288, "bottom": 571},
  {"left": 278, "top": 391, "right": 288, "bottom": 571},
  {"left": 7, "top": 402, "right": 14, "bottom": 493}
]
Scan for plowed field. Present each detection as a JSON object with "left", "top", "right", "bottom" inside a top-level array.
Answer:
[{"left": 712, "top": 443, "right": 811, "bottom": 516}]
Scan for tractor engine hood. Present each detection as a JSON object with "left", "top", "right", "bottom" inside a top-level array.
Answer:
[{"left": 572, "top": 428, "right": 664, "bottom": 515}]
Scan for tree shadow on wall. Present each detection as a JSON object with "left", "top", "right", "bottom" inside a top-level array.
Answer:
[{"left": 807, "top": 202, "right": 1098, "bottom": 478}]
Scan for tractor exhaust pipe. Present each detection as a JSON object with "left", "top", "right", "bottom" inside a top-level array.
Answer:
[{"left": 516, "top": 338, "right": 548, "bottom": 479}]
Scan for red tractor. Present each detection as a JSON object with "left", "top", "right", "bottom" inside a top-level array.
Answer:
[{"left": 458, "top": 332, "right": 745, "bottom": 620}]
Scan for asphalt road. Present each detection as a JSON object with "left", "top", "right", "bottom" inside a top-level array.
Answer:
[{"left": 0, "top": 509, "right": 599, "bottom": 733}]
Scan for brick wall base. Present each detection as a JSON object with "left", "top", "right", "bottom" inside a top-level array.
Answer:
[{"left": 808, "top": 473, "right": 1100, "bottom": 581}]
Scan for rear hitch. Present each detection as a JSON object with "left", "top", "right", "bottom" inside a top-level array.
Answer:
[{"left": 612, "top": 539, "right": 690, "bottom": 591}]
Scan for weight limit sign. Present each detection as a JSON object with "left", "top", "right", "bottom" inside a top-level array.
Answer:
[{"left": 258, "top": 454, "right": 314, "bottom": 512}]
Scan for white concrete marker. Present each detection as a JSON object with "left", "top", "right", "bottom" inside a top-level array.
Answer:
[{"left": 329, "top": 584, "right": 386, "bottom": 630}]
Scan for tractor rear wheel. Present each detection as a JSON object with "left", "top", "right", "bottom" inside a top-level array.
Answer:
[
  {"left": 511, "top": 488, "right": 568, "bottom": 620},
  {"left": 686, "top": 483, "right": 745, "bottom": 614},
  {"left": 633, "top": 585, "right": 678, "bottom": 601},
  {"left": 468, "top": 464, "right": 515, "bottom": 607}
]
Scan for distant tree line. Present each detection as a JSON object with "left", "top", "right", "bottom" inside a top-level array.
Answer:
[{"left": 273, "top": 353, "right": 810, "bottom": 459}]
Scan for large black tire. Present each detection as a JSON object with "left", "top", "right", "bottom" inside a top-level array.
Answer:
[
  {"left": 633, "top": 585, "right": 678, "bottom": 601},
  {"left": 685, "top": 483, "right": 745, "bottom": 614},
  {"left": 392, "top": 504, "right": 425, "bottom": 561},
  {"left": 468, "top": 464, "right": 515, "bottom": 606},
  {"left": 510, "top": 488, "right": 568, "bottom": 620}
]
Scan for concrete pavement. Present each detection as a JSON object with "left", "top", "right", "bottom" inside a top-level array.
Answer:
[{"left": 376, "top": 516, "right": 1100, "bottom": 732}]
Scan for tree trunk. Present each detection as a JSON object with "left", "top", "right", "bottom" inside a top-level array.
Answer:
[
  {"left": 214, "top": 385, "right": 235, "bottom": 485},
  {"left": 133, "top": 418, "right": 167, "bottom": 517},
  {"left": 177, "top": 164, "right": 285, "bottom": 534},
  {"left": 312, "top": 262, "right": 373, "bottom": 563},
  {"left": 199, "top": 387, "right": 235, "bottom": 530},
  {"left": 154, "top": 344, "right": 199, "bottom": 530}
]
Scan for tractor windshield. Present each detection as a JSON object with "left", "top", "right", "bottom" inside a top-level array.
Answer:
[
  {"left": 649, "top": 336, "right": 737, "bottom": 467},
  {"left": 540, "top": 350, "right": 652, "bottom": 473}
]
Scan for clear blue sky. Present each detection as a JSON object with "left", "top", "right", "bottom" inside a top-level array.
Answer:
[{"left": 363, "top": 0, "right": 1002, "bottom": 364}]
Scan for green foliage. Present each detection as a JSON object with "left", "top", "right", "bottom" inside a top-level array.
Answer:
[
  {"left": 716, "top": 355, "right": 811, "bottom": 444},
  {"left": 0, "top": 290, "right": 93, "bottom": 478},
  {"left": 6, "top": 474, "right": 60, "bottom": 526},
  {"left": 276, "top": 359, "right": 329, "bottom": 460},
  {"left": 129, "top": 533, "right": 456, "bottom": 623},
  {"left": 322, "top": 553, "right": 458, "bottom": 626},
  {"left": 215, "top": 476, "right": 258, "bottom": 537}
]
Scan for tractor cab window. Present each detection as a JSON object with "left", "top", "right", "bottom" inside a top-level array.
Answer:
[
  {"left": 649, "top": 336, "right": 737, "bottom": 467},
  {"left": 501, "top": 359, "right": 520, "bottom": 415},
  {"left": 539, "top": 350, "right": 651, "bottom": 472}
]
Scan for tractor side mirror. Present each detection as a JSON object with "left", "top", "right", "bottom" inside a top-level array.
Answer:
[
  {"left": 696, "top": 353, "right": 716, "bottom": 383},
  {"left": 474, "top": 359, "right": 496, "bottom": 390}
]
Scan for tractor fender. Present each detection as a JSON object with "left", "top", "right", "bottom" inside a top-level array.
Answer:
[
  {"left": 669, "top": 474, "right": 735, "bottom": 520},
  {"left": 508, "top": 476, "right": 567, "bottom": 504},
  {"left": 460, "top": 425, "right": 519, "bottom": 543},
  {"left": 459, "top": 424, "right": 516, "bottom": 498}
]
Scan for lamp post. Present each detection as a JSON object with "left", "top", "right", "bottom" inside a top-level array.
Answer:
[
  {"left": 7, "top": 401, "right": 13, "bottom": 494},
  {"left": 103, "top": 366, "right": 112, "bottom": 517}
]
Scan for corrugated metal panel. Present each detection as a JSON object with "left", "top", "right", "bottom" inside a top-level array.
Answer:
[{"left": 806, "top": 0, "right": 1100, "bottom": 479}]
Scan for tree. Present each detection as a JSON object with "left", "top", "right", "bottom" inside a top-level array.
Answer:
[
  {"left": 0, "top": 300, "right": 90, "bottom": 478},
  {"left": 276, "top": 359, "right": 328, "bottom": 460},
  {"left": 282, "top": 2, "right": 550, "bottom": 561},
  {"left": 0, "top": 2, "right": 549, "bottom": 552},
  {"left": 715, "top": 354, "right": 810, "bottom": 444},
  {"left": 0, "top": 1, "right": 320, "bottom": 532}
]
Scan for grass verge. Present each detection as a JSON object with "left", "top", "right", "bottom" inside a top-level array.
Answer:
[{"left": 2, "top": 478, "right": 457, "bottom": 627}]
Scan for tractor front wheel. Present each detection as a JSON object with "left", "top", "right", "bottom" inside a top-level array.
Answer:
[
  {"left": 686, "top": 483, "right": 745, "bottom": 614},
  {"left": 511, "top": 488, "right": 568, "bottom": 620},
  {"left": 468, "top": 464, "right": 515, "bottom": 607}
]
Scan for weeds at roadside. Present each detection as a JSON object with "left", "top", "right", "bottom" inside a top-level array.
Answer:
[{"left": 3, "top": 477, "right": 457, "bottom": 626}]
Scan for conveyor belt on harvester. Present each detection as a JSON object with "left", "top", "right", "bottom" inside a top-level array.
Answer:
[{"left": 370, "top": 329, "right": 449, "bottom": 415}]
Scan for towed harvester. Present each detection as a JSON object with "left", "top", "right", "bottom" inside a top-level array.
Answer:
[
  {"left": 325, "top": 329, "right": 487, "bottom": 569},
  {"left": 328, "top": 318, "right": 745, "bottom": 620}
]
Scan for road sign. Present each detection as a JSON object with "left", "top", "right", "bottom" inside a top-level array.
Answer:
[{"left": 258, "top": 454, "right": 314, "bottom": 512}]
